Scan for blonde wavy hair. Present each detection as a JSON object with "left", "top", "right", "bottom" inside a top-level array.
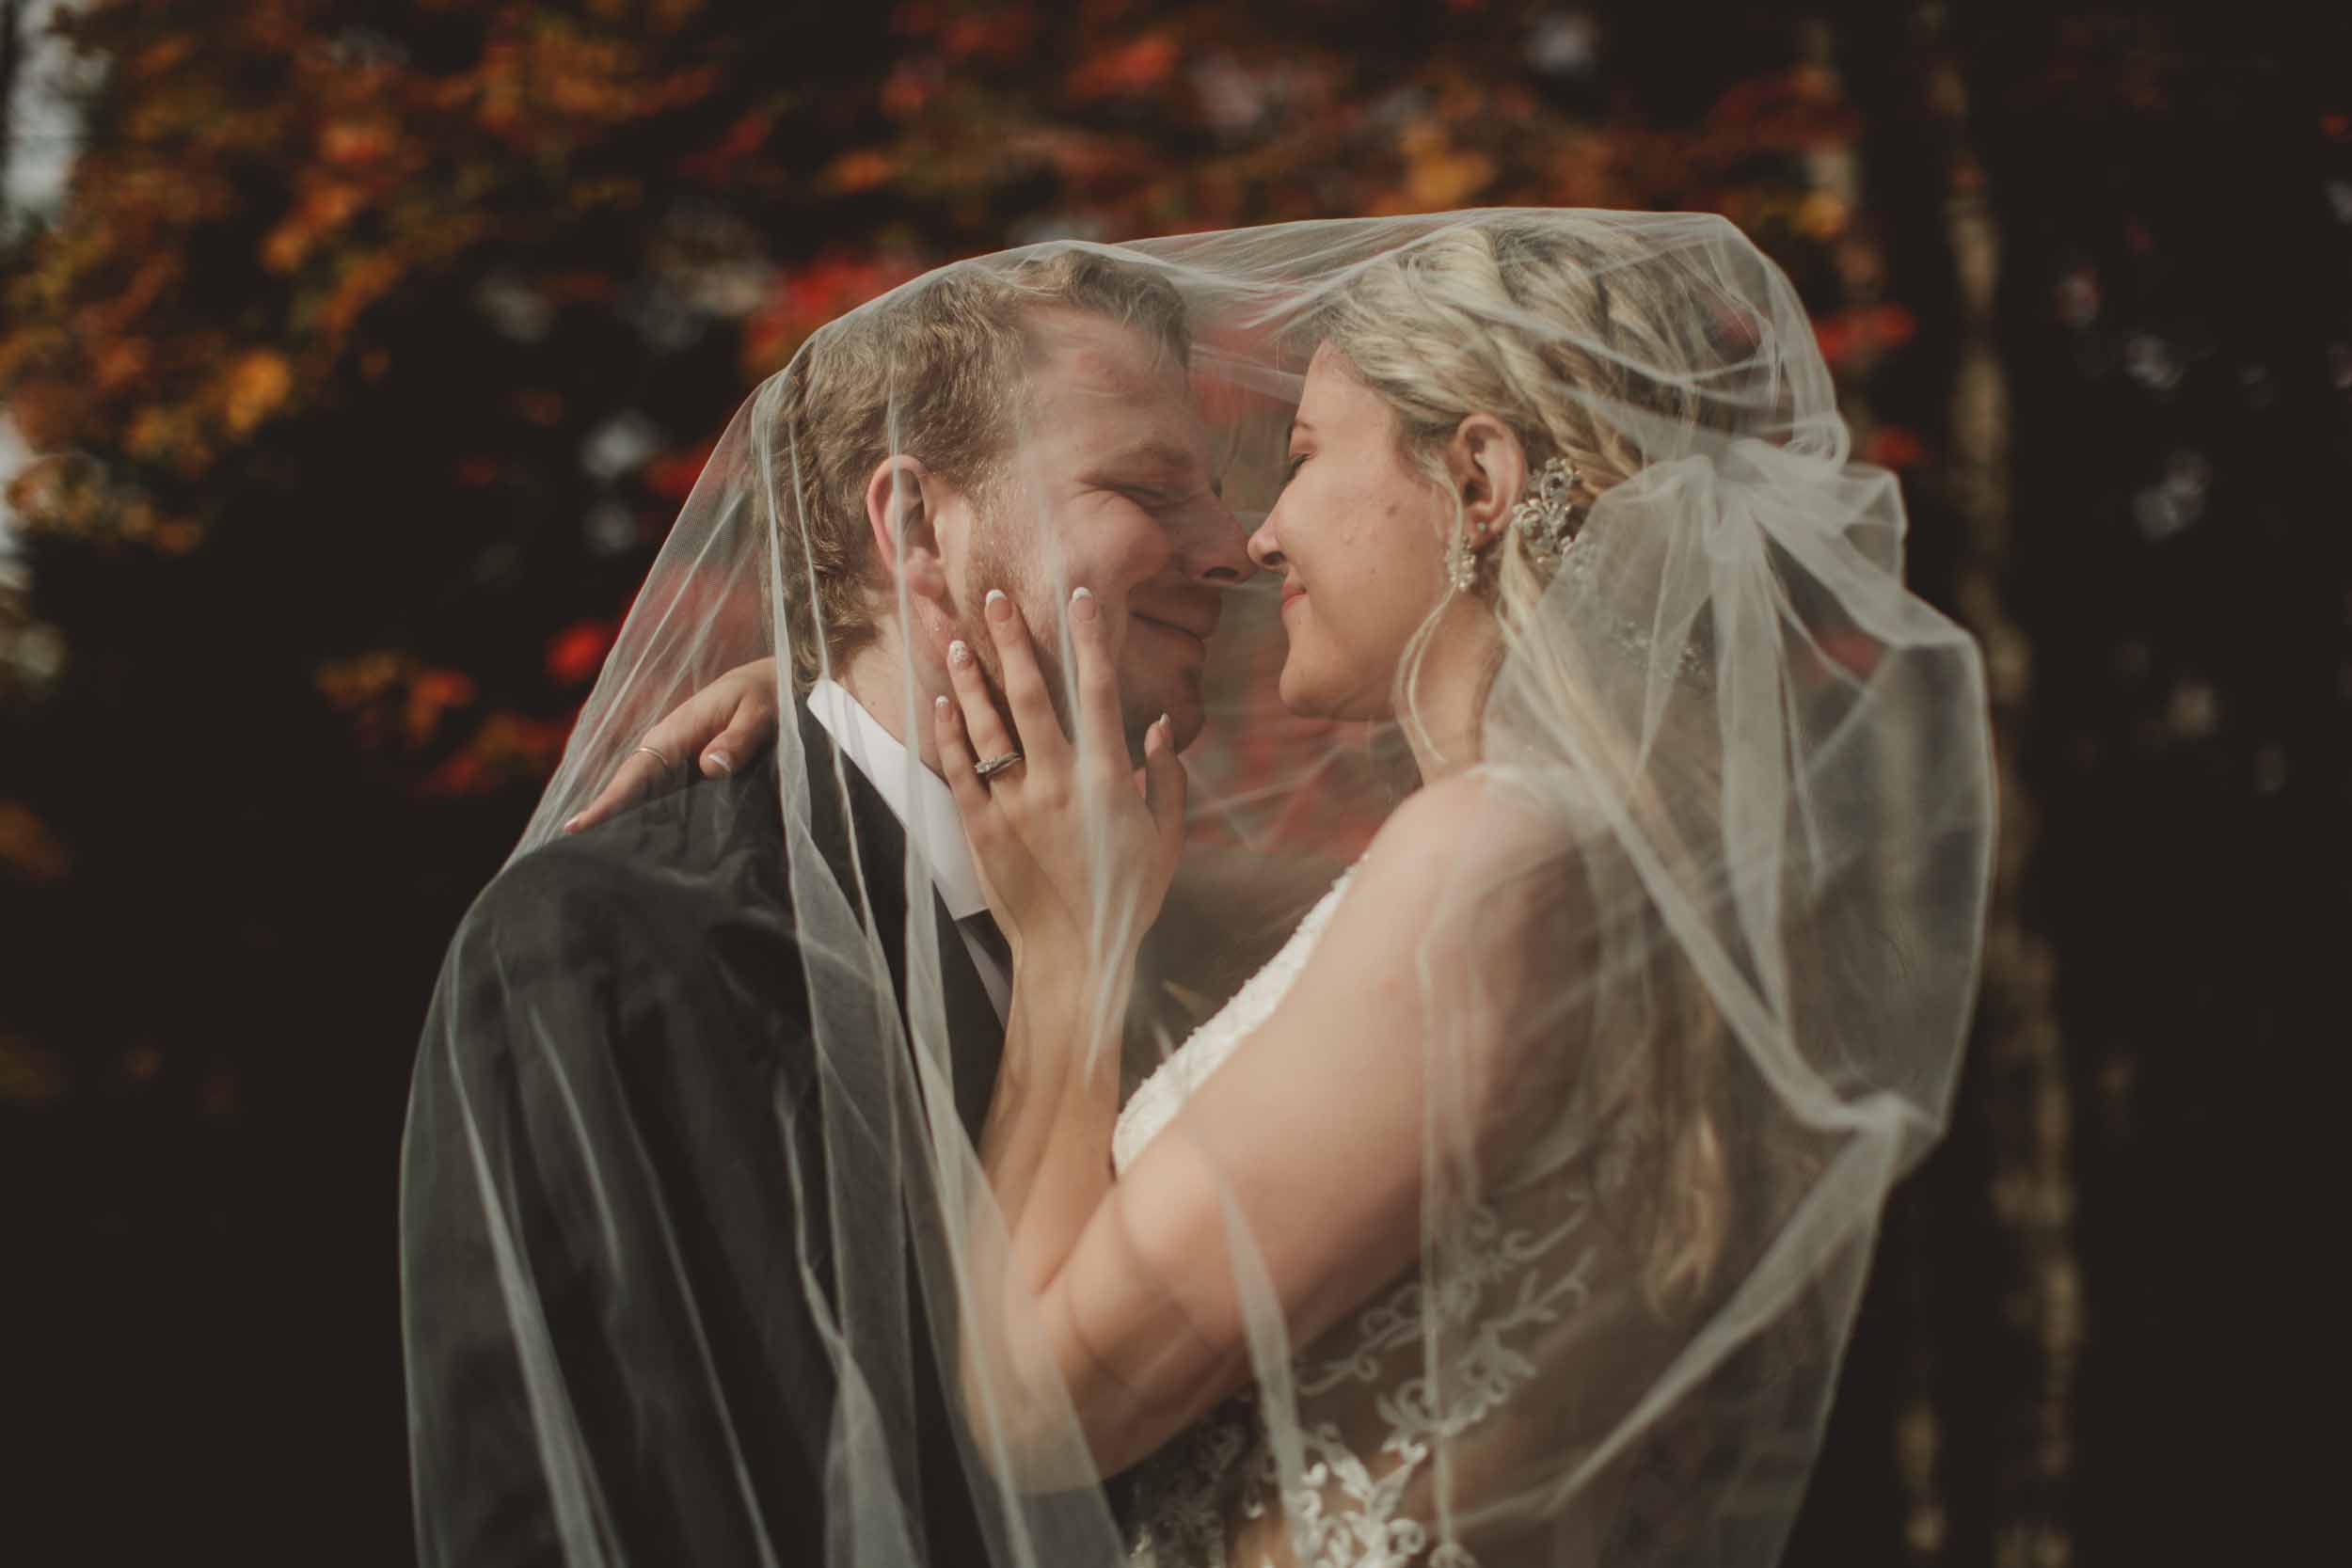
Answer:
[{"left": 1312, "top": 217, "right": 1769, "bottom": 1316}]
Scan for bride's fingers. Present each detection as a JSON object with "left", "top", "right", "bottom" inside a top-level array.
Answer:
[
  {"left": 933, "top": 694, "right": 993, "bottom": 820},
  {"left": 946, "top": 634, "right": 1019, "bottom": 768},
  {"left": 563, "top": 745, "right": 670, "bottom": 832},
  {"left": 1065, "top": 586, "right": 1125, "bottom": 776},
  {"left": 565, "top": 674, "right": 769, "bottom": 832},
  {"left": 982, "top": 589, "right": 1069, "bottom": 768},
  {"left": 700, "top": 684, "right": 781, "bottom": 779},
  {"left": 1141, "top": 713, "right": 1187, "bottom": 867}
]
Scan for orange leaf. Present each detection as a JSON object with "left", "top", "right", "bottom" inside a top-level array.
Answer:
[
  {"left": 1406, "top": 149, "right": 1496, "bottom": 211},
  {"left": 825, "top": 150, "right": 899, "bottom": 194},
  {"left": 0, "top": 801, "right": 72, "bottom": 884},
  {"left": 319, "top": 120, "right": 398, "bottom": 167},
  {"left": 405, "top": 669, "right": 480, "bottom": 749},
  {"left": 0, "top": 1033, "right": 70, "bottom": 1107},
  {"left": 1795, "top": 190, "right": 1850, "bottom": 241},
  {"left": 95, "top": 339, "right": 153, "bottom": 394},
  {"left": 222, "top": 351, "right": 294, "bottom": 436},
  {"left": 1069, "top": 34, "right": 1180, "bottom": 100}
]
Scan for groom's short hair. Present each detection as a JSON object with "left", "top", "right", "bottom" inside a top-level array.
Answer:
[{"left": 772, "top": 249, "right": 1192, "bottom": 691}]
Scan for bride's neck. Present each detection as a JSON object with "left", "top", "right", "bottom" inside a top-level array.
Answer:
[{"left": 1398, "top": 600, "right": 1502, "bottom": 785}]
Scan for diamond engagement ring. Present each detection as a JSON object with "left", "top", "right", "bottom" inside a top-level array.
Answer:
[{"left": 974, "top": 751, "right": 1025, "bottom": 782}]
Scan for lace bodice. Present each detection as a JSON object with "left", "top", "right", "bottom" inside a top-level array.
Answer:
[{"left": 1112, "top": 867, "right": 1598, "bottom": 1568}]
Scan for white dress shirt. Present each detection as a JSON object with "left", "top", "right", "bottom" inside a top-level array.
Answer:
[{"left": 803, "top": 678, "right": 1010, "bottom": 1022}]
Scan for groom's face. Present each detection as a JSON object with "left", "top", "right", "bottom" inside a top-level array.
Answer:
[{"left": 954, "top": 309, "right": 1251, "bottom": 754}]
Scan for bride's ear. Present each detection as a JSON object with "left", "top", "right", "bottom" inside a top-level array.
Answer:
[
  {"left": 864, "top": 454, "right": 953, "bottom": 621},
  {"left": 1442, "top": 414, "right": 1527, "bottom": 546}
]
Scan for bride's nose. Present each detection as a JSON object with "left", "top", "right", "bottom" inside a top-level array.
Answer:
[{"left": 1247, "top": 516, "right": 1285, "bottom": 572}]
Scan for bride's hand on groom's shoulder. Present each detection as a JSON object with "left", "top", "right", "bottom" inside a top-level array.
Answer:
[
  {"left": 562, "top": 657, "right": 782, "bottom": 832},
  {"left": 934, "top": 587, "right": 1184, "bottom": 974}
]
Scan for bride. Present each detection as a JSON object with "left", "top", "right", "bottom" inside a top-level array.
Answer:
[{"left": 540, "top": 212, "right": 1993, "bottom": 1567}]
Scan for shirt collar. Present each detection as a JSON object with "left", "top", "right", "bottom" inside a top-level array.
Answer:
[{"left": 803, "top": 678, "right": 990, "bottom": 923}]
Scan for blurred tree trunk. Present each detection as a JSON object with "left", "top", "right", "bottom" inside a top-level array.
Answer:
[
  {"left": 1947, "top": 4, "right": 2344, "bottom": 1563},
  {"left": 1777, "top": 6, "right": 2051, "bottom": 1563},
  {"left": 0, "top": 0, "right": 22, "bottom": 218}
]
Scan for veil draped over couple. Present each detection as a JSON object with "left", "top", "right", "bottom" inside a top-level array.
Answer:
[{"left": 400, "top": 210, "right": 1994, "bottom": 1568}]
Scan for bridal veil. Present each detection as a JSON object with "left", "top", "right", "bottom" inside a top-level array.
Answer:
[{"left": 402, "top": 210, "right": 1994, "bottom": 1568}]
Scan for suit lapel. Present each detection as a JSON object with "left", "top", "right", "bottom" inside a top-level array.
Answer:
[
  {"left": 787, "top": 705, "right": 1015, "bottom": 1566},
  {"left": 930, "top": 908, "right": 1003, "bottom": 1145},
  {"left": 795, "top": 705, "right": 1004, "bottom": 1148}
]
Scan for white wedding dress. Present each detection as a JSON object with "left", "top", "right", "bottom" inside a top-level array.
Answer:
[{"left": 1112, "top": 868, "right": 1607, "bottom": 1568}]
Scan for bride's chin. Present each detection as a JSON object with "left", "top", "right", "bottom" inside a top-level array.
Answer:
[
  {"left": 1276, "top": 661, "right": 1377, "bottom": 722},
  {"left": 1275, "top": 663, "right": 1332, "bottom": 718}
]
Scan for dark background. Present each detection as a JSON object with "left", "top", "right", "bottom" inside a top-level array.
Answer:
[{"left": 1, "top": 2, "right": 2339, "bottom": 1562}]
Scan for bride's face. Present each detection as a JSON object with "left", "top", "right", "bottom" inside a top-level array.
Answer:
[{"left": 1248, "top": 344, "right": 1451, "bottom": 720}]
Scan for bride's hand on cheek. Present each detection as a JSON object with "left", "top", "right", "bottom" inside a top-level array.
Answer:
[{"left": 934, "top": 587, "right": 1186, "bottom": 973}]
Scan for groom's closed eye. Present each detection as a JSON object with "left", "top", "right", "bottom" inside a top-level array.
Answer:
[
  {"left": 1108, "top": 476, "right": 1223, "bottom": 518},
  {"left": 1089, "top": 439, "right": 1216, "bottom": 499}
]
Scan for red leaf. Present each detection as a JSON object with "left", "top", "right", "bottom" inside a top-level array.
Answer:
[
  {"left": 1863, "top": 425, "right": 1925, "bottom": 467},
  {"left": 645, "top": 439, "right": 716, "bottom": 501},
  {"left": 546, "top": 620, "right": 617, "bottom": 686}
]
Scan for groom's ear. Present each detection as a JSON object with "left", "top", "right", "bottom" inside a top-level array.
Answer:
[
  {"left": 864, "top": 454, "right": 952, "bottom": 614},
  {"left": 1445, "top": 415, "right": 1527, "bottom": 546}
]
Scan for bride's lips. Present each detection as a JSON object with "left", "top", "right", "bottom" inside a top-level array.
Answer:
[{"left": 1279, "top": 579, "right": 1307, "bottom": 612}]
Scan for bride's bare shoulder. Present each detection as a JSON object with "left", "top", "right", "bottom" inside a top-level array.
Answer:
[
  {"left": 1315, "top": 768, "right": 1593, "bottom": 976},
  {"left": 1359, "top": 767, "right": 1580, "bottom": 882},
  {"left": 1305, "top": 769, "right": 1593, "bottom": 1098}
]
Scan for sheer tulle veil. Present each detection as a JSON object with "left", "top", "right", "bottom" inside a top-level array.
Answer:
[{"left": 402, "top": 210, "right": 1994, "bottom": 1568}]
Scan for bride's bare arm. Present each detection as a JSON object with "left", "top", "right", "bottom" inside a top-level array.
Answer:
[{"left": 976, "top": 772, "right": 1563, "bottom": 1486}]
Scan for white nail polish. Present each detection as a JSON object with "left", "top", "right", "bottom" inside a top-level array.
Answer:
[
  {"left": 1072, "top": 585, "right": 1093, "bottom": 602},
  {"left": 949, "top": 639, "right": 968, "bottom": 665},
  {"left": 985, "top": 589, "right": 1007, "bottom": 608},
  {"left": 934, "top": 694, "right": 949, "bottom": 712}
]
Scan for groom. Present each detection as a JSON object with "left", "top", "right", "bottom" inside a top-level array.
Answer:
[{"left": 401, "top": 251, "right": 1252, "bottom": 1568}]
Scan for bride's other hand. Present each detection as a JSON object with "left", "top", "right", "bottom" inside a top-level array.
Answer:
[
  {"left": 562, "top": 657, "right": 782, "bottom": 832},
  {"left": 934, "top": 587, "right": 1185, "bottom": 967}
]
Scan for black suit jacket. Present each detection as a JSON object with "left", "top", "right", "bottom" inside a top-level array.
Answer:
[{"left": 402, "top": 707, "right": 1013, "bottom": 1567}]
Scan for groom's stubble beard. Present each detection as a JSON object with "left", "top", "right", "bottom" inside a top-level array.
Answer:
[
  {"left": 959, "top": 499, "right": 1080, "bottom": 745},
  {"left": 961, "top": 492, "right": 1167, "bottom": 764}
]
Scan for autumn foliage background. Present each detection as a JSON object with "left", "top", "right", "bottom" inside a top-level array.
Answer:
[{"left": 1, "top": 1, "right": 2342, "bottom": 1562}]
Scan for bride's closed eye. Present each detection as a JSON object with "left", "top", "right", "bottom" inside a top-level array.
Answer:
[{"left": 1281, "top": 451, "right": 1310, "bottom": 485}]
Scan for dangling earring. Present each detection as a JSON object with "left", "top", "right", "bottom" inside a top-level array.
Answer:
[
  {"left": 1453, "top": 455, "right": 1585, "bottom": 596},
  {"left": 1448, "top": 530, "right": 1487, "bottom": 594}
]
